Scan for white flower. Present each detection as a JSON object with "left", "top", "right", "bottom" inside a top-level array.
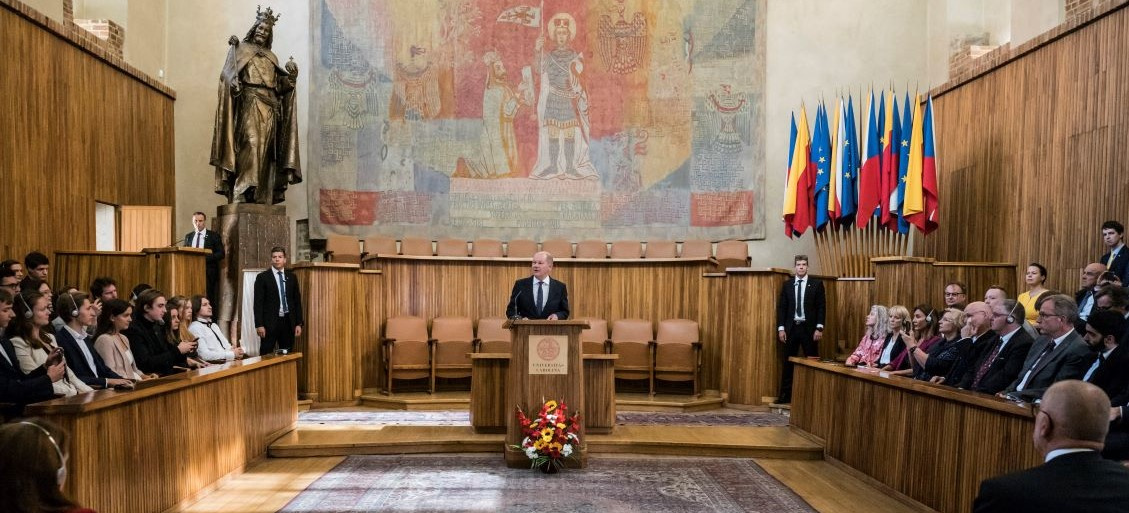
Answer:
[
  {"left": 525, "top": 447, "right": 537, "bottom": 459},
  {"left": 561, "top": 445, "right": 573, "bottom": 457}
]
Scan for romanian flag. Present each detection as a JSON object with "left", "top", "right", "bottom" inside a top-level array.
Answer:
[
  {"left": 878, "top": 90, "right": 898, "bottom": 229},
  {"left": 813, "top": 103, "right": 833, "bottom": 230},
  {"left": 904, "top": 95, "right": 939, "bottom": 234},
  {"left": 782, "top": 108, "right": 815, "bottom": 237},
  {"left": 856, "top": 90, "right": 882, "bottom": 228}
]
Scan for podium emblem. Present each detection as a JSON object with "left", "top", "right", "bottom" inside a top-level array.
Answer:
[{"left": 529, "top": 335, "right": 568, "bottom": 375}]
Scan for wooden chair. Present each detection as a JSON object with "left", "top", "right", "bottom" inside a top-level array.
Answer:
[
  {"left": 540, "top": 239, "right": 573, "bottom": 258},
  {"left": 436, "top": 238, "right": 470, "bottom": 257},
  {"left": 380, "top": 316, "right": 431, "bottom": 394},
  {"left": 609, "top": 318, "right": 655, "bottom": 395},
  {"left": 471, "top": 239, "right": 504, "bottom": 258},
  {"left": 400, "top": 237, "right": 434, "bottom": 256},
  {"left": 325, "top": 234, "right": 361, "bottom": 264},
  {"left": 575, "top": 240, "right": 608, "bottom": 258},
  {"left": 714, "top": 239, "right": 750, "bottom": 269},
  {"left": 505, "top": 239, "right": 538, "bottom": 258},
  {"left": 577, "top": 317, "right": 609, "bottom": 354},
  {"left": 361, "top": 236, "right": 397, "bottom": 259},
  {"left": 430, "top": 316, "right": 475, "bottom": 392},
  {"left": 610, "top": 240, "right": 643, "bottom": 259},
  {"left": 680, "top": 240, "right": 712, "bottom": 259},
  {"left": 654, "top": 319, "right": 702, "bottom": 397},
  {"left": 643, "top": 240, "right": 677, "bottom": 258},
  {"left": 476, "top": 316, "right": 510, "bottom": 353}
]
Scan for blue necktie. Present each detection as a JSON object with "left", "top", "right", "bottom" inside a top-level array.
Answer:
[
  {"left": 536, "top": 281, "right": 544, "bottom": 315},
  {"left": 277, "top": 271, "right": 289, "bottom": 314}
]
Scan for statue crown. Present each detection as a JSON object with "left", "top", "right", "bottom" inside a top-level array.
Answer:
[{"left": 256, "top": 5, "right": 280, "bottom": 26}]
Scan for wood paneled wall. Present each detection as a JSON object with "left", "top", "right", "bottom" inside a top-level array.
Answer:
[
  {"left": 921, "top": 4, "right": 1129, "bottom": 294},
  {"left": 832, "top": 278, "right": 874, "bottom": 357},
  {"left": 872, "top": 257, "right": 1016, "bottom": 311},
  {"left": 25, "top": 355, "right": 299, "bottom": 513},
  {"left": 790, "top": 360, "right": 1040, "bottom": 513},
  {"left": 294, "top": 263, "right": 364, "bottom": 404},
  {"left": 53, "top": 248, "right": 206, "bottom": 299},
  {"left": 0, "top": 4, "right": 175, "bottom": 263}
]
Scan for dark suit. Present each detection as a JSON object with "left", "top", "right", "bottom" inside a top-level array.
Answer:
[
  {"left": 973, "top": 450, "right": 1129, "bottom": 513},
  {"left": 775, "top": 275, "right": 826, "bottom": 402},
  {"left": 506, "top": 276, "right": 569, "bottom": 320},
  {"left": 184, "top": 229, "right": 225, "bottom": 305},
  {"left": 1005, "top": 331, "right": 1095, "bottom": 401},
  {"left": 1084, "top": 344, "right": 1129, "bottom": 406},
  {"left": 0, "top": 336, "right": 55, "bottom": 417},
  {"left": 943, "top": 331, "right": 999, "bottom": 386},
  {"left": 54, "top": 326, "right": 122, "bottom": 389},
  {"left": 1075, "top": 287, "right": 1099, "bottom": 333},
  {"left": 124, "top": 314, "right": 185, "bottom": 376},
  {"left": 254, "top": 267, "right": 304, "bottom": 354},
  {"left": 956, "top": 328, "right": 1034, "bottom": 394},
  {"left": 1100, "top": 245, "right": 1129, "bottom": 284}
]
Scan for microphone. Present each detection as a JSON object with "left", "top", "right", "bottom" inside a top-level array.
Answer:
[{"left": 509, "top": 289, "right": 522, "bottom": 320}]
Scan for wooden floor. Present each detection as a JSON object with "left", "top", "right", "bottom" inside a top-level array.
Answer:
[{"left": 177, "top": 455, "right": 926, "bottom": 513}]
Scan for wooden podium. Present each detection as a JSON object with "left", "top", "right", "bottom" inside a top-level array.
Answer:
[{"left": 503, "top": 319, "right": 589, "bottom": 468}]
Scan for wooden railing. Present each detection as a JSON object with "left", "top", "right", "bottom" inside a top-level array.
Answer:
[
  {"left": 789, "top": 359, "right": 1040, "bottom": 513},
  {"left": 25, "top": 354, "right": 300, "bottom": 513}
]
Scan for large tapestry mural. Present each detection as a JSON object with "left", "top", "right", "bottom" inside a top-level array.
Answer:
[{"left": 309, "top": 0, "right": 765, "bottom": 241}]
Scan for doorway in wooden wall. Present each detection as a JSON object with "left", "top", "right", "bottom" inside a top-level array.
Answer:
[{"left": 120, "top": 205, "right": 172, "bottom": 251}]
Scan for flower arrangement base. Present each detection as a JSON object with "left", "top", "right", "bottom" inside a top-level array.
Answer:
[{"left": 538, "top": 461, "right": 560, "bottom": 474}]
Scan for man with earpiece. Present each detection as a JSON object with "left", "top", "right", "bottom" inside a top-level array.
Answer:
[
  {"left": 254, "top": 246, "right": 303, "bottom": 354},
  {"left": 954, "top": 299, "right": 1034, "bottom": 395},
  {"left": 52, "top": 292, "right": 132, "bottom": 389},
  {"left": 0, "top": 289, "right": 62, "bottom": 416}
]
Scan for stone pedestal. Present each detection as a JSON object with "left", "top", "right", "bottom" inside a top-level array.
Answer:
[{"left": 215, "top": 204, "right": 291, "bottom": 331}]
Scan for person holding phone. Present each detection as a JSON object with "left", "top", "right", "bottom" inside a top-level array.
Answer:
[
  {"left": 0, "top": 289, "right": 63, "bottom": 415},
  {"left": 8, "top": 291, "right": 92, "bottom": 397}
]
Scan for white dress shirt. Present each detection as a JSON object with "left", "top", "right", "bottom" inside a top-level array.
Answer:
[{"left": 189, "top": 319, "right": 236, "bottom": 361}]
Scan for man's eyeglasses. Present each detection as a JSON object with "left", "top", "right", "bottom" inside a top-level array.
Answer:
[
  {"left": 1036, "top": 311, "right": 1060, "bottom": 320},
  {"left": 944, "top": 292, "right": 965, "bottom": 297}
]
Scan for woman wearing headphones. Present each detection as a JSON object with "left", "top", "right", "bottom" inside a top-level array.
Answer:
[
  {"left": 0, "top": 419, "right": 96, "bottom": 513},
  {"left": 7, "top": 291, "right": 92, "bottom": 397},
  {"left": 887, "top": 304, "right": 941, "bottom": 376}
]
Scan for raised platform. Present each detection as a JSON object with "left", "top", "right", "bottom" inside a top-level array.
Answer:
[
  {"left": 269, "top": 424, "right": 822, "bottom": 460},
  {"left": 357, "top": 389, "right": 726, "bottom": 412}
]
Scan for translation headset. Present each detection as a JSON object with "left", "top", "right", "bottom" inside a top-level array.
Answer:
[
  {"left": 19, "top": 421, "right": 67, "bottom": 486},
  {"left": 925, "top": 309, "right": 935, "bottom": 323},
  {"left": 64, "top": 292, "right": 79, "bottom": 319},
  {"left": 16, "top": 292, "right": 33, "bottom": 319},
  {"left": 1005, "top": 300, "right": 1021, "bottom": 325}
]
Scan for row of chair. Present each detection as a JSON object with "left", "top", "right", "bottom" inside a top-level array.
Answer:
[
  {"left": 327, "top": 236, "right": 751, "bottom": 268},
  {"left": 380, "top": 316, "right": 702, "bottom": 397}
]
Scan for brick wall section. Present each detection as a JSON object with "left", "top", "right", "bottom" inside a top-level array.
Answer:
[
  {"left": 62, "top": 0, "right": 71, "bottom": 22},
  {"left": 74, "top": 18, "right": 124, "bottom": 57},
  {"left": 934, "top": 0, "right": 1128, "bottom": 97}
]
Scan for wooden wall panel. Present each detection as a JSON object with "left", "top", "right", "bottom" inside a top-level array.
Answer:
[
  {"left": 53, "top": 251, "right": 148, "bottom": 293},
  {"left": 359, "top": 270, "right": 384, "bottom": 390},
  {"left": 719, "top": 269, "right": 790, "bottom": 404},
  {"left": 832, "top": 278, "right": 874, "bottom": 358},
  {"left": 874, "top": 258, "right": 1016, "bottom": 313},
  {"left": 294, "top": 264, "right": 363, "bottom": 404},
  {"left": 0, "top": 4, "right": 175, "bottom": 265},
  {"left": 921, "top": 5, "right": 1129, "bottom": 295}
]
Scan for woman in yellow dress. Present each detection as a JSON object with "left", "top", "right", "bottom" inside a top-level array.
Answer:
[{"left": 1016, "top": 263, "right": 1049, "bottom": 325}]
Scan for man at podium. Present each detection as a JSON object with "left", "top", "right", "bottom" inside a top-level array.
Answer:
[{"left": 506, "top": 251, "right": 570, "bottom": 320}]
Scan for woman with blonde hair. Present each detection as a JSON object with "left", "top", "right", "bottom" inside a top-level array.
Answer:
[
  {"left": 7, "top": 292, "right": 92, "bottom": 397},
  {"left": 845, "top": 305, "right": 891, "bottom": 367},
  {"left": 164, "top": 296, "right": 208, "bottom": 369}
]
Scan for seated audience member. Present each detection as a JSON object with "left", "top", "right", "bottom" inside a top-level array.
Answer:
[
  {"left": 889, "top": 304, "right": 941, "bottom": 376},
  {"left": 934, "top": 302, "right": 999, "bottom": 386},
  {"left": 0, "top": 259, "right": 24, "bottom": 281},
  {"left": 129, "top": 283, "right": 152, "bottom": 304},
  {"left": 1094, "top": 285, "right": 1129, "bottom": 326},
  {"left": 93, "top": 299, "right": 152, "bottom": 381},
  {"left": 53, "top": 293, "right": 131, "bottom": 390},
  {"left": 877, "top": 305, "right": 911, "bottom": 371},
  {"left": 956, "top": 299, "right": 1034, "bottom": 394},
  {"left": 21, "top": 251, "right": 49, "bottom": 290},
  {"left": 8, "top": 292, "right": 92, "bottom": 397},
  {"left": 1075, "top": 262, "right": 1107, "bottom": 333},
  {"left": 89, "top": 277, "right": 118, "bottom": 303},
  {"left": 166, "top": 296, "right": 208, "bottom": 369},
  {"left": 1080, "top": 310, "right": 1129, "bottom": 406},
  {"left": 1, "top": 268, "right": 20, "bottom": 295},
  {"left": 0, "top": 419, "right": 96, "bottom": 513},
  {"left": 973, "top": 380, "right": 1129, "bottom": 512},
  {"left": 1100, "top": 220, "right": 1129, "bottom": 284},
  {"left": 1018, "top": 263, "right": 1050, "bottom": 325},
  {"left": 188, "top": 295, "right": 244, "bottom": 362},
  {"left": 944, "top": 281, "right": 969, "bottom": 310},
  {"left": 983, "top": 285, "right": 1007, "bottom": 307},
  {"left": 124, "top": 289, "right": 193, "bottom": 376},
  {"left": 1001, "top": 294, "right": 1095, "bottom": 402},
  {"left": 1098, "top": 270, "right": 1122, "bottom": 289},
  {"left": 845, "top": 305, "right": 891, "bottom": 367},
  {"left": 911, "top": 308, "right": 965, "bottom": 381},
  {"left": 22, "top": 278, "right": 53, "bottom": 307},
  {"left": 0, "top": 289, "right": 60, "bottom": 416},
  {"left": 49, "top": 285, "right": 78, "bottom": 333}
]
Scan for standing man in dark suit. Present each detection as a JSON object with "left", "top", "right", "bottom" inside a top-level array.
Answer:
[
  {"left": 973, "top": 380, "right": 1129, "bottom": 513},
  {"left": 0, "top": 288, "right": 62, "bottom": 417},
  {"left": 254, "top": 246, "right": 303, "bottom": 354},
  {"left": 957, "top": 299, "right": 1034, "bottom": 394},
  {"left": 183, "top": 211, "right": 225, "bottom": 307},
  {"left": 1100, "top": 220, "right": 1129, "bottom": 284},
  {"left": 506, "top": 251, "right": 569, "bottom": 320},
  {"left": 1001, "top": 294, "right": 1096, "bottom": 402},
  {"left": 775, "top": 254, "right": 825, "bottom": 405}
]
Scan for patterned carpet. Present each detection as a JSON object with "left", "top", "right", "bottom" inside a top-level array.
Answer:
[
  {"left": 279, "top": 454, "right": 815, "bottom": 513},
  {"left": 297, "top": 410, "right": 789, "bottom": 427}
]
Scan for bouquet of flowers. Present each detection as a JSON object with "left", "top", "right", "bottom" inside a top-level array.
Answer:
[{"left": 512, "top": 399, "right": 581, "bottom": 472}]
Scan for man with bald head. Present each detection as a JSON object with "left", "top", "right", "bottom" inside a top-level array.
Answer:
[
  {"left": 505, "top": 251, "right": 570, "bottom": 320},
  {"left": 973, "top": 380, "right": 1129, "bottom": 512},
  {"left": 933, "top": 301, "right": 998, "bottom": 386},
  {"left": 956, "top": 299, "right": 1034, "bottom": 394},
  {"left": 1076, "top": 262, "right": 1108, "bottom": 332}
]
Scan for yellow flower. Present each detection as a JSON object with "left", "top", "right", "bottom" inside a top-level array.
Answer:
[
  {"left": 545, "top": 400, "right": 558, "bottom": 410},
  {"left": 556, "top": 422, "right": 566, "bottom": 429},
  {"left": 541, "top": 428, "right": 553, "bottom": 437},
  {"left": 551, "top": 442, "right": 562, "bottom": 451},
  {"left": 534, "top": 439, "right": 545, "bottom": 450}
]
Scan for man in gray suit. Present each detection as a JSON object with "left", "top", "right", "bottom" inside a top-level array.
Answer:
[{"left": 1000, "top": 294, "right": 1096, "bottom": 402}]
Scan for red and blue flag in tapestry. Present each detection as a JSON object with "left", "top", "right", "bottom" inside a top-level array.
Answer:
[
  {"left": 856, "top": 90, "right": 882, "bottom": 228},
  {"left": 813, "top": 102, "right": 833, "bottom": 230}
]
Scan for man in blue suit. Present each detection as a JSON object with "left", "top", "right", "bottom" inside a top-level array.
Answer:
[
  {"left": 506, "top": 251, "right": 569, "bottom": 320},
  {"left": 1100, "top": 220, "right": 1129, "bottom": 284},
  {"left": 53, "top": 292, "right": 131, "bottom": 389}
]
